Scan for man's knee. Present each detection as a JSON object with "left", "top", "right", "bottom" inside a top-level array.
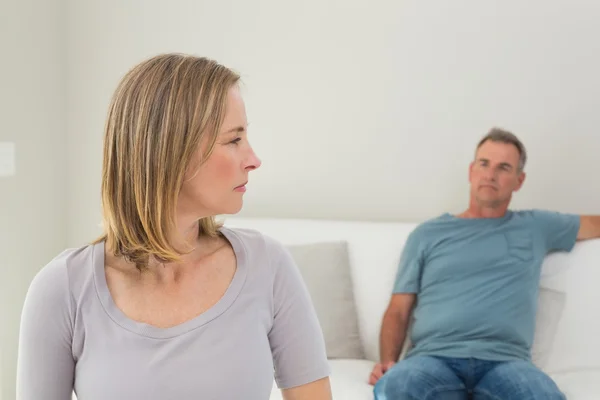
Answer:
[
  {"left": 374, "top": 360, "right": 424, "bottom": 399},
  {"left": 475, "top": 360, "right": 565, "bottom": 400},
  {"left": 374, "top": 356, "right": 464, "bottom": 400},
  {"left": 516, "top": 362, "right": 565, "bottom": 400}
]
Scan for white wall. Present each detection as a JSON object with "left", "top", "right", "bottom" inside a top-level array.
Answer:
[
  {"left": 66, "top": 0, "right": 600, "bottom": 247},
  {"left": 0, "top": 0, "right": 67, "bottom": 398}
]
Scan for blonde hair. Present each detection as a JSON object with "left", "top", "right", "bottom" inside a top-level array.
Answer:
[{"left": 94, "top": 53, "right": 240, "bottom": 270}]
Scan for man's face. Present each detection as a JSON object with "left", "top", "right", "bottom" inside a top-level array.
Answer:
[{"left": 468, "top": 140, "right": 526, "bottom": 208}]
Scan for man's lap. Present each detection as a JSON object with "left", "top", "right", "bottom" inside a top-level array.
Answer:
[
  {"left": 373, "top": 355, "right": 565, "bottom": 400},
  {"left": 373, "top": 356, "right": 466, "bottom": 400}
]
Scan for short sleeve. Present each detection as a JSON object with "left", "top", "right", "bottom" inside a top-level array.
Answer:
[
  {"left": 531, "top": 209, "right": 581, "bottom": 252},
  {"left": 393, "top": 228, "right": 425, "bottom": 294},
  {"left": 17, "top": 258, "right": 75, "bottom": 400},
  {"left": 268, "top": 244, "right": 331, "bottom": 389}
]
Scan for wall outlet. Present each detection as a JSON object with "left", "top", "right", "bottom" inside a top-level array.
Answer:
[{"left": 0, "top": 142, "right": 16, "bottom": 177}]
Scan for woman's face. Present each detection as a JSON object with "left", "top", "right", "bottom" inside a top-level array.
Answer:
[{"left": 178, "top": 85, "right": 261, "bottom": 220}]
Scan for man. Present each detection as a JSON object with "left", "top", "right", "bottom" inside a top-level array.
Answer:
[{"left": 369, "top": 128, "right": 600, "bottom": 399}]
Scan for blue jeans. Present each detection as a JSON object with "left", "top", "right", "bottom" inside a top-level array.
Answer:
[{"left": 373, "top": 356, "right": 565, "bottom": 400}]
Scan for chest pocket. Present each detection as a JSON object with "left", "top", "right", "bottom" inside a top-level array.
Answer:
[{"left": 504, "top": 231, "right": 534, "bottom": 262}]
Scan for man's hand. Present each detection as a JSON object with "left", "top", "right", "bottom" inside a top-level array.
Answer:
[{"left": 368, "top": 361, "right": 396, "bottom": 385}]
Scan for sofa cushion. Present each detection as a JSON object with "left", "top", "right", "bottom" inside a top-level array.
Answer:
[
  {"left": 550, "top": 369, "right": 600, "bottom": 399},
  {"left": 531, "top": 287, "right": 566, "bottom": 369},
  {"left": 286, "top": 241, "right": 365, "bottom": 360}
]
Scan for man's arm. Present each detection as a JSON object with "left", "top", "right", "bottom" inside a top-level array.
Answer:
[
  {"left": 577, "top": 215, "right": 600, "bottom": 240},
  {"left": 379, "top": 293, "right": 415, "bottom": 363},
  {"left": 368, "top": 293, "right": 415, "bottom": 385},
  {"left": 368, "top": 228, "right": 423, "bottom": 386}
]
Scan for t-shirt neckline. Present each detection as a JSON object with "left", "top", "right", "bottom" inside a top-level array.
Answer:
[
  {"left": 92, "top": 226, "right": 247, "bottom": 339},
  {"left": 442, "top": 210, "right": 514, "bottom": 222}
]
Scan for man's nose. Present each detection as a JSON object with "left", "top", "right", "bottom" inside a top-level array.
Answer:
[{"left": 483, "top": 167, "right": 496, "bottom": 180}]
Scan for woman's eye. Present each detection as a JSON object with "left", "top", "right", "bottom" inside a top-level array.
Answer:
[{"left": 229, "top": 137, "right": 242, "bottom": 145}]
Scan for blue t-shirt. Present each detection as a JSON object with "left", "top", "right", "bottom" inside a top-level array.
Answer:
[{"left": 394, "top": 209, "right": 580, "bottom": 362}]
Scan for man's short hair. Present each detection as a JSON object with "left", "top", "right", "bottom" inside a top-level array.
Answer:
[{"left": 477, "top": 127, "right": 527, "bottom": 171}]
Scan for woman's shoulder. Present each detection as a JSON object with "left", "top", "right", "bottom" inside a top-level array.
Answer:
[
  {"left": 219, "top": 226, "right": 291, "bottom": 274},
  {"left": 21, "top": 243, "right": 97, "bottom": 332},
  {"left": 220, "top": 226, "right": 287, "bottom": 255},
  {"left": 28, "top": 243, "right": 98, "bottom": 302}
]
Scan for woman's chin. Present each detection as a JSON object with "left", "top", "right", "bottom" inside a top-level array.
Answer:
[{"left": 217, "top": 202, "right": 244, "bottom": 216}]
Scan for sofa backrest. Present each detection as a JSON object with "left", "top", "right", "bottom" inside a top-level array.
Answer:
[
  {"left": 223, "top": 216, "right": 419, "bottom": 362},
  {"left": 223, "top": 216, "right": 600, "bottom": 374}
]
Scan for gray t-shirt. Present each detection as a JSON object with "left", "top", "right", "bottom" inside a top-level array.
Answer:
[{"left": 17, "top": 227, "right": 331, "bottom": 400}]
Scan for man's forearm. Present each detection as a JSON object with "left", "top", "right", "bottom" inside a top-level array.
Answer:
[
  {"left": 578, "top": 215, "right": 600, "bottom": 240},
  {"left": 379, "top": 310, "right": 409, "bottom": 363}
]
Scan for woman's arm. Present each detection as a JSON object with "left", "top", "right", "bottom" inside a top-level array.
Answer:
[
  {"left": 282, "top": 377, "right": 332, "bottom": 400},
  {"left": 17, "top": 257, "right": 75, "bottom": 400},
  {"left": 267, "top": 240, "right": 332, "bottom": 400}
]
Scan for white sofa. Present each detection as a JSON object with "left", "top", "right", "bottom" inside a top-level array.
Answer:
[{"left": 223, "top": 216, "right": 600, "bottom": 400}]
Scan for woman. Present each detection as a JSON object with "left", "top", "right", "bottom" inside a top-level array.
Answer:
[{"left": 16, "top": 53, "right": 332, "bottom": 400}]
